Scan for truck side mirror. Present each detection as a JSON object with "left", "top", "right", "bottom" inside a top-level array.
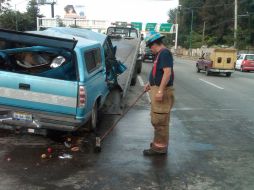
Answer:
[{"left": 113, "top": 46, "right": 117, "bottom": 56}]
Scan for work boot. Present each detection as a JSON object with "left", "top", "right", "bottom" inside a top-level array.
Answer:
[{"left": 143, "top": 148, "right": 167, "bottom": 156}]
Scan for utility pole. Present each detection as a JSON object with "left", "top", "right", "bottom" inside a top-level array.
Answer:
[
  {"left": 234, "top": 0, "right": 238, "bottom": 48},
  {"left": 248, "top": 13, "right": 251, "bottom": 53},
  {"left": 189, "top": 9, "right": 194, "bottom": 55},
  {"left": 174, "top": 6, "right": 180, "bottom": 50},
  {"left": 15, "top": 4, "right": 18, "bottom": 31},
  {"left": 51, "top": 1, "right": 56, "bottom": 18},
  {"left": 202, "top": 21, "right": 206, "bottom": 46}
]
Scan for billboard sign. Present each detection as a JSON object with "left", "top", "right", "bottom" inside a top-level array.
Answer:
[{"left": 64, "top": 5, "right": 85, "bottom": 19}]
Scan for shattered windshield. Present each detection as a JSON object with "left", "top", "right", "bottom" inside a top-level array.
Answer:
[{"left": 107, "top": 27, "right": 138, "bottom": 38}]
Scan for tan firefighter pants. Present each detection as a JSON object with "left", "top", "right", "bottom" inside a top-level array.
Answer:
[{"left": 149, "top": 86, "right": 175, "bottom": 152}]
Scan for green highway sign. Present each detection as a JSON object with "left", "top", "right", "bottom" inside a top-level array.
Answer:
[
  {"left": 131, "top": 22, "right": 142, "bottom": 31},
  {"left": 159, "top": 23, "right": 173, "bottom": 33},
  {"left": 145, "top": 23, "right": 157, "bottom": 31}
]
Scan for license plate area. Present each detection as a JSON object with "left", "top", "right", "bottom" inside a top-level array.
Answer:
[{"left": 13, "top": 112, "right": 33, "bottom": 121}]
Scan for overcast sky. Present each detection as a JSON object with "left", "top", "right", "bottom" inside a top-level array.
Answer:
[{"left": 11, "top": 0, "right": 178, "bottom": 23}]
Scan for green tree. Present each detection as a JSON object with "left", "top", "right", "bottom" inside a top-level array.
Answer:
[
  {"left": 56, "top": 16, "right": 66, "bottom": 27},
  {"left": 174, "top": 0, "right": 253, "bottom": 49},
  {"left": 0, "top": 0, "right": 10, "bottom": 12},
  {"left": 24, "top": 0, "right": 41, "bottom": 31},
  {"left": 167, "top": 8, "right": 177, "bottom": 23},
  {"left": 0, "top": 9, "right": 16, "bottom": 30},
  {"left": 0, "top": 0, "right": 42, "bottom": 31}
]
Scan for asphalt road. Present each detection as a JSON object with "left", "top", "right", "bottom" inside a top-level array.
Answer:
[{"left": 0, "top": 57, "right": 254, "bottom": 190}]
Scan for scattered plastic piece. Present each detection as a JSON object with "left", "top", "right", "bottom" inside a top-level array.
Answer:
[
  {"left": 64, "top": 138, "right": 72, "bottom": 148},
  {"left": 41, "top": 154, "right": 47, "bottom": 159},
  {"left": 47, "top": 147, "right": 52, "bottom": 153},
  {"left": 58, "top": 153, "right": 73, "bottom": 159},
  {"left": 6, "top": 157, "right": 11, "bottom": 162},
  {"left": 71, "top": 147, "right": 80, "bottom": 152},
  {"left": 64, "top": 141, "right": 72, "bottom": 148}
]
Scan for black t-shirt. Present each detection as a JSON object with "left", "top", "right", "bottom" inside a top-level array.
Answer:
[{"left": 149, "top": 49, "right": 174, "bottom": 86}]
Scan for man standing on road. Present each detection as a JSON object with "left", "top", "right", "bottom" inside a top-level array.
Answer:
[{"left": 143, "top": 31, "right": 174, "bottom": 156}]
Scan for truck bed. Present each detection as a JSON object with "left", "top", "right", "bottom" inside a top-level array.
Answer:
[{"left": 112, "top": 38, "right": 141, "bottom": 98}]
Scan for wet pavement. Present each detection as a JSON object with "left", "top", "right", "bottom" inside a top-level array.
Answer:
[{"left": 0, "top": 58, "right": 254, "bottom": 190}]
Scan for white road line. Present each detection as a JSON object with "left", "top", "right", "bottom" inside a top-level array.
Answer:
[
  {"left": 199, "top": 78, "right": 224, "bottom": 90},
  {"left": 137, "top": 75, "right": 145, "bottom": 86},
  {"left": 138, "top": 75, "right": 151, "bottom": 103}
]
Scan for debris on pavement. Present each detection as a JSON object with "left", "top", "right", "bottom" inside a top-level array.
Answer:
[
  {"left": 41, "top": 154, "right": 47, "bottom": 159},
  {"left": 6, "top": 157, "right": 11, "bottom": 162},
  {"left": 47, "top": 147, "right": 53, "bottom": 154},
  {"left": 58, "top": 153, "right": 73, "bottom": 159},
  {"left": 71, "top": 146, "right": 80, "bottom": 152},
  {"left": 64, "top": 137, "right": 72, "bottom": 148}
]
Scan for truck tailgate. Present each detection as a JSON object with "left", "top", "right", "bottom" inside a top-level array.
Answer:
[{"left": 0, "top": 71, "right": 78, "bottom": 115}]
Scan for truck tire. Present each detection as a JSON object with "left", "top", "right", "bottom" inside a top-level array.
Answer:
[
  {"left": 89, "top": 101, "right": 98, "bottom": 131},
  {"left": 130, "top": 75, "right": 137, "bottom": 86},
  {"left": 137, "top": 60, "right": 142, "bottom": 74},
  {"left": 196, "top": 65, "right": 200, "bottom": 73},
  {"left": 205, "top": 68, "right": 210, "bottom": 76},
  {"left": 226, "top": 72, "right": 231, "bottom": 77},
  {"left": 131, "top": 66, "right": 138, "bottom": 86}
]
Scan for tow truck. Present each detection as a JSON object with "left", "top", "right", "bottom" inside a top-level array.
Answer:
[{"left": 106, "top": 22, "right": 142, "bottom": 87}]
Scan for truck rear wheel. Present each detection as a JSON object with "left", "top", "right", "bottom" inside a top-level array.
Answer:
[
  {"left": 196, "top": 66, "right": 200, "bottom": 73},
  {"left": 137, "top": 60, "right": 142, "bottom": 74},
  {"left": 205, "top": 68, "right": 210, "bottom": 76},
  {"left": 131, "top": 66, "right": 138, "bottom": 86},
  {"left": 130, "top": 75, "right": 137, "bottom": 86},
  {"left": 89, "top": 101, "right": 98, "bottom": 131},
  {"left": 226, "top": 73, "right": 231, "bottom": 77}
]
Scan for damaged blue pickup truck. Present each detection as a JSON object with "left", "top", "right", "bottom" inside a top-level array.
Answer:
[{"left": 0, "top": 27, "right": 130, "bottom": 134}]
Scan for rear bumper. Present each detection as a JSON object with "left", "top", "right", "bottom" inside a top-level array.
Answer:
[
  {"left": 209, "top": 69, "right": 235, "bottom": 73},
  {"left": 242, "top": 66, "right": 254, "bottom": 71},
  {"left": 0, "top": 105, "right": 89, "bottom": 132}
]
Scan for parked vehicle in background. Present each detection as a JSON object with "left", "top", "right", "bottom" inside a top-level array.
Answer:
[
  {"left": 142, "top": 47, "right": 154, "bottom": 62},
  {"left": 196, "top": 48, "right": 236, "bottom": 77},
  {"left": 235, "top": 54, "right": 254, "bottom": 72}
]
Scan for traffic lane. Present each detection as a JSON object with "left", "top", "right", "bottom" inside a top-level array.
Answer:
[
  {"left": 172, "top": 57, "right": 254, "bottom": 189},
  {"left": 140, "top": 57, "right": 254, "bottom": 189},
  {"left": 175, "top": 57, "right": 254, "bottom": 117}
]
